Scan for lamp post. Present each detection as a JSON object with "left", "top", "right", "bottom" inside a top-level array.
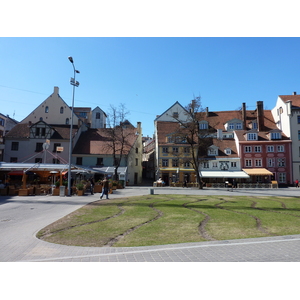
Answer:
[{"left": 67, "top": 56, "right": 80, "bottom": 196}]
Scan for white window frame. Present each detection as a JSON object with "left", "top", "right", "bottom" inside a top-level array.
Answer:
[
  {"left": 255, "top": 159, "right": 262, "bottom": 167},
  {"left": 277, "top": 145, "right": 284, "bottom": 152},
  {"left": 247, "top": 133, "right": 257, "bottom": 140},
  {"left": 254, "top": 146, "right": 261, "bottom": 153},
  {"left": 245, "top": 159, "right": 252, "bottom": 167},
  {"left": 245, "top": 146, "right": 252, "bottom": 153}
]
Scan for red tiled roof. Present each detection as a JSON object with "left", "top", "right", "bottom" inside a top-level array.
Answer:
[
  {"left": 279, "top": 94, "right": 300, "bottom": 108},
  {"left": 73, "top": 127, "right": 138, "bottom": 155},
  {"left": 5, "top": 123, "right": 78, "bottom": 140}
]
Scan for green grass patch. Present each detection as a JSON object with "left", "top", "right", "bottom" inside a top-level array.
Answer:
[{"left": 37, "top": 195, "right": 300, "bottom": 247}]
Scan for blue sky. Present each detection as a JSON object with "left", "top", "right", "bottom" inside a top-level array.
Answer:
[{"left": 1, "top": 37, "right": 300, "bottom": 137}]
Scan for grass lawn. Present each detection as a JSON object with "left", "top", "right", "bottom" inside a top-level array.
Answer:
[{"left": 37, "top": 194, "right": 300, "bottom": 247}]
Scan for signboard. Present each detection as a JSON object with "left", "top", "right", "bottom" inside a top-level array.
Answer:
[{"left": 56, "top": 147, "right": 64, "bottom": 152}]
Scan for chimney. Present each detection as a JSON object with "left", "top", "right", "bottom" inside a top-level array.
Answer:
[
  {"left": 256, "top": 101, "right": 264, "bottom": 131},
  {"left": 206, "top": 107, "right": 209, "bottom": 117},
  {"left": 293, "top": 92, "right": 297, "bottom": 95},
  {"left": 136, "top": 122, "right": 142, "bottom": 135},
  {"left": 54, "top": 86, "right": 59, "bottom": 94},
  {"left": 242, "top": 102, "right": 246, "bottom": 130}
]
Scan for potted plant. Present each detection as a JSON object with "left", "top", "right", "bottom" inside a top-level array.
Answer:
[
  {"left": 76, "top": 182, "right": 85, "bottom": 196},
  {"left": 52, "top": 180, "right": 60, "bottom": 196},
  {"left": 112, "top": 181, "right": 118, "bottom": 190},
  {"left": 94, "top": 180, "right": 102, "bottom": 193}
]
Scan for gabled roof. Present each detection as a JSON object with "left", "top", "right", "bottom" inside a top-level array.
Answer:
[
  {"left": 279, "top": 94, "right": 300, "bottom": 108},
  {"left": 154, "top": 101, "right": 187, "bottom": 121},
  {"left": 5, "top": 122, "right": 78, "bottom": 140},
  {"left": 73, "top": 127, "right": 138, "bottom": 155}
]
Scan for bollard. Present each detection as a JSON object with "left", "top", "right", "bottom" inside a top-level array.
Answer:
[{"left": 149, "top": 188, "right": 154, "bottom": 195}]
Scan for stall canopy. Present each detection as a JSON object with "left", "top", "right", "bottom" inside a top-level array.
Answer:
[
  {"left": 242, "top": 168, "right": 273, "bottom": 176},
  {"left": 199, "top": 170, "right": 250, "bottom": 178},
  {"left": 0, "top": 162, "right": 106, "bottom": 174}
]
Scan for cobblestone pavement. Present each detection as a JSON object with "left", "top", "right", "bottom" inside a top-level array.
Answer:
[{"left": 1, "top": 186, "right": 300, "bottom": 262}]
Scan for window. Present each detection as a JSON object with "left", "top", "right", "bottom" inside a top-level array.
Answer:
[
  {"left": 53, "top": 158, "right": 60, "bottom": 164},
  {"left": 271, "top": 132, "right": 281, "bottom": 140},
  {"left": 76, "top": 157, "right": 83, "bottom": 165},
  {"left": 245, "top": 159, "right": 252, "bottom": 167},
  {"left": 184, "top": 161, "right": 190, "bottom": 167},
  {"left": 173, "top": 147, "right": 179, "bottom": 153},
  {"left": 60, "top": 107, "right": 64, "bottom": 114},
  {"left": 255, "top": 159, "right": 262, "bottom": 167},
  {"left": 136, "top": 158, "right": 138, "bottom": 166},
  {"left": 41, "top": 128, "right": 46, "bottom": 136},
  {"left": 35, "top": 143, "right": 43, "bottom": 152},
  {"left": 11, "top": 142, "right": 19, "bottom": 151},
  {"left": 278, "top": 173, "right": 286, "bottom": 183},
  {"left": 66, "top": 118, "right": 69, "bottom": 125},
  {"left": 267, "top": 158, "right": 275, "bottom": 167},
  {"left": 298, "top": 130, "right": 300, "bottom": 140},
  {"left": 229, "top": 123, "right": 234, "bottom": 130},
  {"left": 212, "top": 162, "right": 218, "bottom": 168},
  {"left": 278, "top": 158, "right": 285, "bottom": 167},
  {"left": 35, "top": 128, "right": 40, "bottom": 137},
  {"left": 277, "top": 145, "right": 284, "bottom": 152},
  {"left": 96, "top": 112, "right": 100, "bottom": 119},
  {"left": 231, "top": 162, "right": 237, "bottom": 168},
  {"left": 247, "top": 133, "right": 257, "bottom": 140},
  {"left": 172, "top": 159, "right": 178, "bottom": 167},
  {"left": 136, "top": 147, "right": 138, "bottom": 154},
  {"left": 254, "top": 146, "right": 261, "bottom": 153},
  {"left": 35, "top": 158, "right": 42, "bottom": 163},
  {"left": 45, "top": 106, "right": 49, "bottom": 113},
  {"left": 184, "top": 147, "right": 190, "bottom": 153},
  {"left": 225, "top": 148, "right": 231, "bottom": 155},
  {"left": 173, "top": 112, "right": 179, "bottom": 118},
  {"left": 162, "top": 159, "right": 168, "bottom": 167},
  {"left": 162, "top": 147, "right": 169, "bottom": 153},
  {"left": 0, "top": 118, "right": 4, "bottom": 126},
  {"left": 10, "top": 157, "right": 17, "bottom": 163},
  {"left": 208, "top": 148, "right": 217, "bottom": 155},
  {"left": 0, "top": 130, "right": 3, "bottom": 138},
  {"left": 79, "top": 112, "right": 87, "bottom": 118},
  {"left": 252, "top": 122, "right": 257, "bottom": 129},
  {"left": 245, "top": 146, "right": 252, "bottom": 153},
  {"left": 97, "top": 157, "right": 103, "bottom": 166},
  {"left": 202, "top": 162, "right": 209, "bottom": 168},
  {"left": 199, "top": 122, "right": 208, "bottom": 130},
  {"left": 53, "top": 143, "right": 61, "bottom": 153},
  {"left": 236, "top": 123, "right": 242, "bottom": 129},
  {"left": 267, "top": 145, "right": 274, "bottom": 152},
  {"left": 298, "top": 116, "right": 300, "bottom": 124}
]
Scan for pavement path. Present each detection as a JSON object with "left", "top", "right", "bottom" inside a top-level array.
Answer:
[{"left": 1, "top": 186, "right": 300, "bottom": 262}]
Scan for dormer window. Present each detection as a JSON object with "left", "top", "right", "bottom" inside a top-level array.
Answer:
[
  {"left": 173, "top": 112, "right": 179, "bottom": 118},
  {"left": 271, "top": 132, "right": 281, "bottom": 140},
  {"left": 247, "top": 132, "right": 258, "bottom": 141},
  {"left": 224, "top": 148, "right": 231, "bottom": 155},
  {"left": 199, "top": 121, "right": 208, "bottom": 130},
  {"left": 208, "top": 146, "right": 218, "bottom": 156},
  {"left": 252, "top": 122, "right": 258, "bottom": 129}
]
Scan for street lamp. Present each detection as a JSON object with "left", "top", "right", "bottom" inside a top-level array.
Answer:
[{"left": 67, "top": 56, "right": 80, "bottom": 196}]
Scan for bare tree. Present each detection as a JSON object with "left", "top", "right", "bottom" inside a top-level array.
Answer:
[
  {"left": 173, "top": 97, "right": 214, "bottom": 189},
  {"left": 105, "top": 104, "right": 135, "bottom": 180}
]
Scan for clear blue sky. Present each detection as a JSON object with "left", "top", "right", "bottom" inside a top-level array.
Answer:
[{"left": 1, "top": 37, "right": 300, "bottom": 137}]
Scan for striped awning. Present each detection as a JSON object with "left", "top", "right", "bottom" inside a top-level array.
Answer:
[{"left": 242, "top": 168, "right": 273, "bottom": 176}]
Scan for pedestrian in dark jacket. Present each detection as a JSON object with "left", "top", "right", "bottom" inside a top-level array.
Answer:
[{"left": 100, "top": 177, "right": 109, "bottom": 199}]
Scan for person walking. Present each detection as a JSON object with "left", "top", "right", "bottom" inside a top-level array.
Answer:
[
  {"left": 100, "top": 177, "right": 109, "bottom": 199},
  {"left": 296, "top": 179, "right": 299, "bottom": 188}
]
